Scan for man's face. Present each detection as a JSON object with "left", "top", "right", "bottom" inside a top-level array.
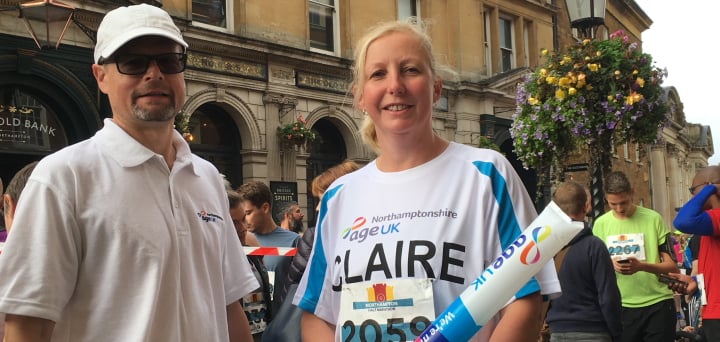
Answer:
[
  {"left": 243, "top": 200, "right": 267, "bottom": 232},
  {"left": 290, "top": 204, "right": 304, "bottom": 224},
  {"left": 230, "top": 204, "right": 247, "bottom": 245},
  {"left": 606, "top": 192, "right": 634, "bottom": 219},
  {"left": 92, "top": 36, "right": 186, "bottom": 129}
]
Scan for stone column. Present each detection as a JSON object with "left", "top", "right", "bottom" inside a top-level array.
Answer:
[
  {"left": 263, "top": 93, "right": 298, "bottom": 180},
  {"left": 649, "top": 144, "right": 668, "bottom": 219},
  {"left": 666, "top": 145, "right": 681, "bottom": 222}
]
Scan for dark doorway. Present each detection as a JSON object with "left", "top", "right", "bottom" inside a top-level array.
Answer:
[
  {"left": 500, "top": 139, "right": 543, "bottom": 211},
  {"left": 306, "top": 118, "right": 346, "bottom": 226},
  {"left": 187, "top": 103, "right": 243, "bottom": 188}
]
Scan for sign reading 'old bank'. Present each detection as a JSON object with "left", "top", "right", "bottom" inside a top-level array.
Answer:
[{"left": 0, "top": 104, "right": 63, "bottom": 149}]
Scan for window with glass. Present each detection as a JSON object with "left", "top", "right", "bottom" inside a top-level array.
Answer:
[
  {"left": 309, "top": 0, "right": 336, "bottom": 52},
  {"left": 499, "top": 17, "right": 514, "bottom": 72},
  {"left": 398, "top": 0, "right": 420, "bottom": 20},
  {"left": 193, "top": 0, "right": 227, "bottom": 28}
]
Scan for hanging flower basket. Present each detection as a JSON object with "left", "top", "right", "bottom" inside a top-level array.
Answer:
[
  {"left": 511, "top": 30, "right": 669, "bottom": 186},
  {"left": 278, "top": 115, "right": 316, "bottom": 150},
  {"left": 277, "top": 115, "right": 316, "bottom": 149}
]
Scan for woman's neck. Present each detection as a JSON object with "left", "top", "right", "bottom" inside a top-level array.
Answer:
[{"left": 375, "top": 134, "right": 449, "bottom": 172}]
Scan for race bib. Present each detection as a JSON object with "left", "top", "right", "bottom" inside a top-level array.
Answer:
[
  {"left": 242, "top": 292, "right": 268, "bottom": 334},
  {"left": 606, "top": 233, "right": 646, "bottom": 261},
  {"left": 338, "top": 278, "right": 435, "bottom": 342}
]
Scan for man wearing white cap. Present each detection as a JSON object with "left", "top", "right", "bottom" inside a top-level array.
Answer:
[{"left": 0, "top": 4, "right": 257, "bottom": 341}]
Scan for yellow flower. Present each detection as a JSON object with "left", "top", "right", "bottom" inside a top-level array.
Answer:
[
  {"left": 568, "top": 88, "right": 577, "bottom": 95},
  {"left": 546, "top": 76, "right": 557, "bottom": 85},
  {"left": 596, "top": 51, "right": 602, "bottom": 57},
  {"left": 558, "top": 77, "right": 571, "bottom": 87},
  {"left": 608, "top": 95, "right": 614, "bottom": 101},
  {"left": 588, "top": 64, "right": 599, "bottom": 72},
  {"left": 635, "top": 77, "right": 645, "bottom": 88},
  {"left": 555, "top": 89, "right": 567, "bottom": 100},
  {"left": 583, "top": 39, "right": 591, "bottom": 45},
  {"left": 625, "top": 92, "right": 643, "bottom": 105},
  {"left": 539, "top": 68, "right": 548, "bottom": 76},
  {"left": 541, "top": 49, "right": 549, "bottom": 56},
  {"left": 584, "top": 56, "right": 591, "bottom": 61},
  {"left": 614, "top": 70, "right": 621, "bottom": 76},
  {"left": 528, "top": 97, "right": 539, "bottom": 105},
  {"left": 633, "top": 69, "right": 639, "bottom": 75},
  {"left": 576, "top": 73, "right": 586, "bottom": 88}
]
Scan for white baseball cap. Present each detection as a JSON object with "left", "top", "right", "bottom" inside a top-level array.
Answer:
[{"left": 94, "top": 4, "right": 189, "bottom": 64}]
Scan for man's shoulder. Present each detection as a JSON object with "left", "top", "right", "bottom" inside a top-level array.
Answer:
[
  {"left": 635, "top": 205, "right": 663, "bottom": 218},
  {"left": 30, "top": 138, "right": 99, "bottom": 180},
  {"left": 272, "top": 227, "right": 299, "bottom": 238}
]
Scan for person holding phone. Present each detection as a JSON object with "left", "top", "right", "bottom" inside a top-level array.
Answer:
[{"left": 593, "top": 171, "right": 679, "bottom": 342}]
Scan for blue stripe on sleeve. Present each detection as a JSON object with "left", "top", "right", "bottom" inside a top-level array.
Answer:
[
  {"left": 472, "top": 161, "right": 523, "bottom": 249},
  {"left": 473, "top": 161, "right": 541, "bottom": 299},
  {"left": 674, "top": 185, "right": 715, "bottom": 235},
  {"left": 298, "top": 183, "right": 343, "bottom": 313}
]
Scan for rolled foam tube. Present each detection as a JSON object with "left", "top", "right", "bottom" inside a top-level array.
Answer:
[{"left": 415, "top": 201, "right": 583, "bottom": 342}]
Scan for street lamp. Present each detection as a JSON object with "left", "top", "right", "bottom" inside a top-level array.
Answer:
[
  {"left": 565, "top": 0, "right": 606, "bottom": 39},
  {"left": 19, "top": 0, "right": 75, "bottom": 49},
  {"left": 564, "top": 0, "right": 608, "bottom": 221}
]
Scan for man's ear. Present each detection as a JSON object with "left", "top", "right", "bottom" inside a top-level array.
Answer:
[
  {"left": 261, "top": 202, "right": 271, "bottom": 214},
  {"left": 92, "top": 64, "right": 110, "bottom": 95},
  {"left": 2, "top": 194, "right": 17, "bottom": 218}
]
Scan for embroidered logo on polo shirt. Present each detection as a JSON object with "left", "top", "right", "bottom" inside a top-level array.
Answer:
[{"left": 197, "top": 210, "right": 223, "bottom": 223}]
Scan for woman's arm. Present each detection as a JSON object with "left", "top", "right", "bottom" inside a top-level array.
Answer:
[
  {"left": 490, "top": 292, "right": 542, "bottom": 342},
  {"left": 301, "top": 311, "right": 335, "bottom": 342}
]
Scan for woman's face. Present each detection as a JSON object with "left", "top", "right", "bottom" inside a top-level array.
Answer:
[{"left": 357, "top": 31, "right": 442, "bottom": 141}]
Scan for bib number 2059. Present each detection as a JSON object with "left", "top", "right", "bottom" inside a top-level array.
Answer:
[{"left": 342, "top": 316, "right": 431, "bottom": 342}]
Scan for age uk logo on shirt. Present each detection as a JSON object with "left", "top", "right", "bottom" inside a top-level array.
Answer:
[{"left": 341, "top": 216, "right": 400, "bottom": 243}]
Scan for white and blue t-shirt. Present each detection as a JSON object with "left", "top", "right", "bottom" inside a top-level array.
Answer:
[{"left": 294, "top": 142, "right": 560, "bottom": 340}]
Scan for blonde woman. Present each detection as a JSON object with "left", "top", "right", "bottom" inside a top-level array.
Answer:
[{"left": 294, "top": 19, "right": 559, "bottom": 342}]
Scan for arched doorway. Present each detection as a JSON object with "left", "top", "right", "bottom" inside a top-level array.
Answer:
[
  {"left": 187, "top": 103, "right": 243, "bottom": 188},
  {"left": 0, "top": 87, "right": 71, "bottom": 230},
  {"left": 0, "top": 86, "right": 71, "bottom": 182},
  {"left": 306, "top": 117, "right": 346, "bottom": 225}
]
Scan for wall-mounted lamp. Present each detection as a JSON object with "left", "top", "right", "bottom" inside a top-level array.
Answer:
[
  {"left": 19, "top": 0, "right": 74, "bottom": 49},
  {"left": 1, "top": 0, "right": 96, "bottom": 50}
]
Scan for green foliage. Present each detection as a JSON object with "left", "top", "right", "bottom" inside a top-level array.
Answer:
[
  {"left": 278, "top": 115, "right": 316, "bottom": 144},
  {"left": 478, "top": 135, "right": 501, "bottom": 153}
]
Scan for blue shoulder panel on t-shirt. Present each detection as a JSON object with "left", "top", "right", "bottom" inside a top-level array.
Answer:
[
  {"left": 299, "top": 183, "right": 343, "bottom": 313},
  {"left": 472, "top": 161, "right": 540, "bottom": 299},
  {"left": 472, "top": 161, "right": 522, "bottom": 248}
]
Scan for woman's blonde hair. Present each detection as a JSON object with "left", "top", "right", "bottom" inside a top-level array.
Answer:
[{"left": 352, "top": 18, "right": 437, "bottom": 153}]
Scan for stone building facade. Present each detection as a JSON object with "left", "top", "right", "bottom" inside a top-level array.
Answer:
[{"left": 0, "top": 0, "right": 712, "bottom": 227}]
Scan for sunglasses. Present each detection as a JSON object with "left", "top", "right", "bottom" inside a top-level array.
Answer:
[
  {"left": 98, "top": 53, "right": 187, "bottom": 75},
  {"left": 689, "top": 182, "right": 720, "bottom": 195}
]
